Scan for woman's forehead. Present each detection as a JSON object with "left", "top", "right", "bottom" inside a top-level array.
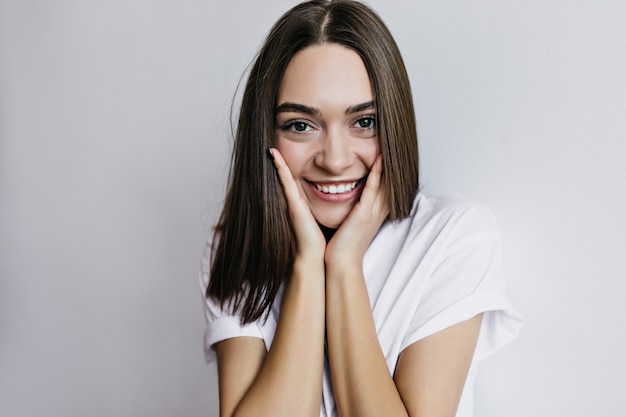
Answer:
[{"left": 277, "top": 44, "right": 374, "bottom": 111}]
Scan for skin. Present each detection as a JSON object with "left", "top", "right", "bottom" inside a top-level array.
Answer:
[
  {"left": 273, "top": 43, "right": 380, "bottom": 230},
  {"left": 215, "top": 44, "right": 483, "bottom": 417}
]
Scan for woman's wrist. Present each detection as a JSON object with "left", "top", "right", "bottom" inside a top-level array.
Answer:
[
  {"left": 292, "top": 255, "right": 325, "bottom": 275},
  {"left": 324, "top": 257, "right": 363, "bottom": 280},
  {"left": 324, "top": 245, "right": 366, "bottom": 270}
]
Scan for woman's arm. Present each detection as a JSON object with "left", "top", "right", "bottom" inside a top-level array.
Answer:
[
  {"left": 394, "top": 314, "right": 483, "bottom": 417},
  {"left": 214, "top": 150, "right": 327, "bottom": 417},
  {"left": 324, "top": 156, "right": 482, "bottom": 417},
  {"left": 323, "top": 155, "right": 407, "bottom": 416},
  {"left": 325, "top": 264, "right": 483, "bottom": 417},
  {"left": 325, "top": 270, "right": 482, "bottom": 417},
  {"left": 215, "top": 257, "right": 325, "bottom": 417},
  {"left": 325, "top": 262, "right": 408, "bottom": 416}
]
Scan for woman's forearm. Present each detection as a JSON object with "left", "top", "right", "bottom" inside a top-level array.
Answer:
[
  {"left": 325, "top": 262, "right": 409, "bottom": 417},
  {"left": 232, "top": 257, "right": 326, "bottom": 417}
]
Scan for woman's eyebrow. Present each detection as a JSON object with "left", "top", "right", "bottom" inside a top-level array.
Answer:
[
  {"left": 275, "top": 101, "right": 376, "bottom": 116},
  {"left": 345, "top": 100, "right": 376, "bottom": 115},
  {"left": 275, "top": 102, "right": 321, "bottom": 115}
]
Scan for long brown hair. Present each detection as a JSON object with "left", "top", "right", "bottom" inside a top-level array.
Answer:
[{"left": 207, "top": 0, "right": 419, "bottom": 324}]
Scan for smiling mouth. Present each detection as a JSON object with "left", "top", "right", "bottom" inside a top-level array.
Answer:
[{"left": 314, "top": 180, "right": 359, "bottom": 195}]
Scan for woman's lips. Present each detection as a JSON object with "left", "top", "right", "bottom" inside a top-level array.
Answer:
[
  {"left": 306, "top": 178, "right": 365, "bottom": 202},
  {"left": 314, "top": 180, "right": 359, "bottom": 194}
]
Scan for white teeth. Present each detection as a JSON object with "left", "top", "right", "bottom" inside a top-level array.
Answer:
[{"left": 315, "top": 181, "right": 358, "bottom": 194}]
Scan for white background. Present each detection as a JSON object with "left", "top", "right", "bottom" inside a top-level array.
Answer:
[{"left": 1, "top": 1, "right": 624, "bottom": 416}]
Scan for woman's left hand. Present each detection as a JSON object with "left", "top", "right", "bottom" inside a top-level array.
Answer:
[{"left": 325, "top": 154, "right": 389, "bottom": 268}]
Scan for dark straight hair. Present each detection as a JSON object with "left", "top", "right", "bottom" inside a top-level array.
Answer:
[{"left": 207, "top": 0, "right": 420, "bottom": 324}]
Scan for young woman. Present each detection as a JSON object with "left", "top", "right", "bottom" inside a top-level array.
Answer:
[{"left": 201, "top": 1, "right": 522, "bottom": 416}]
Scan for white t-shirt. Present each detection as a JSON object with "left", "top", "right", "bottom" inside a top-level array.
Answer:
[{"left": 200, "top": 193, "right": 522, "bottom": 417}]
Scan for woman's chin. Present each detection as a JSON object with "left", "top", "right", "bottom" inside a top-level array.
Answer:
[
  {"left": 311, "top": 204, "right": 354, "bottom": 230},
  {"left": 314, "top": 215, "right": 347, "bottom": 230}
]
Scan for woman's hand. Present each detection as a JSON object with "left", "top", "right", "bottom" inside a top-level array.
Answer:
[
  {"left": 325, "top": 154, "right": 389, "bottom": 268},
  {"left": 268, "top": 148, "right": 327, "bottom": 261},
  {"left": 322, "top": 154, "right": 402, "bottom": 417}
]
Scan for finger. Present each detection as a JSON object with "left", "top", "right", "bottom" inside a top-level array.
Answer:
[
  {"left": 359, "top": 154, "right": 385, "bottom": 208},
  {"left": 268, "top": 148, "right": 305, "bottom": 205},
  {"left": 268, "top": 147, "right": 317, "bottom": 225},
  {"left": 367, "top": 153, "right": 384, "bottom": 188},
  {"left": 268, "top": 148, "right": 326, "bottom": 255}
]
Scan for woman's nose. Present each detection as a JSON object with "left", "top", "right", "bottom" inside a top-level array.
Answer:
[{"left": 314, "top": 129, "right": 354, "bottom": 174}]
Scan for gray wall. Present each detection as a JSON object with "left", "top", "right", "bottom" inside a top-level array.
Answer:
[{"left": 1, "top": 1, "right": 624, "bottom": 416}]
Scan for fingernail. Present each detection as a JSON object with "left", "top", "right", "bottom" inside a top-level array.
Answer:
[{"left": 266, "top": 148, "right": 274, "bottom": 161}]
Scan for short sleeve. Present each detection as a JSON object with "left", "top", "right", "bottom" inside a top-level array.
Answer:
[
  {"left": 199, "top": 240, "right": 264, "bottom": 369},
  {"left": 400, "top": 203, "right": 523, "bottom": 361}
]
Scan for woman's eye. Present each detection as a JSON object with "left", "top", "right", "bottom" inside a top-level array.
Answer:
[
  {"left": 355, "top": 116, "right": 376, "bottom": 129},
  {"left": 293, "top": 121, "right": 309, "bottom": 132},
  {"left": 282, "top": 120, "right": 312, "bottom": 133}
]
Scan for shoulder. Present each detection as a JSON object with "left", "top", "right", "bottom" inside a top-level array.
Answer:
[
  {"left": 413, "top": 193, "right": 498, "bottom": 228},
  {"left": 366, "top": 193, "right": 501, "bottom": 278},
  {"left": 403, "top": 193, "right": 500, "bottom": 244},
  {"left": 396, "top": 195, "right": 522, "bottom": 362}
]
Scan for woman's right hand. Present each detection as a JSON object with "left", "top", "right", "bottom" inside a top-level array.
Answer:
[{"left": 268, "top": 148, "right": 326, "bottom": 261}]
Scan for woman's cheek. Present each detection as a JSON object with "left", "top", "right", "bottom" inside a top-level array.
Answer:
[{"left": 364, "top": 140, "right": 382, "bottom": 168}]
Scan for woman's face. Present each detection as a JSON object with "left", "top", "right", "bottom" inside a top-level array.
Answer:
[{"left": 274, "top": 43, "right": 380, "bottom": 229}]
